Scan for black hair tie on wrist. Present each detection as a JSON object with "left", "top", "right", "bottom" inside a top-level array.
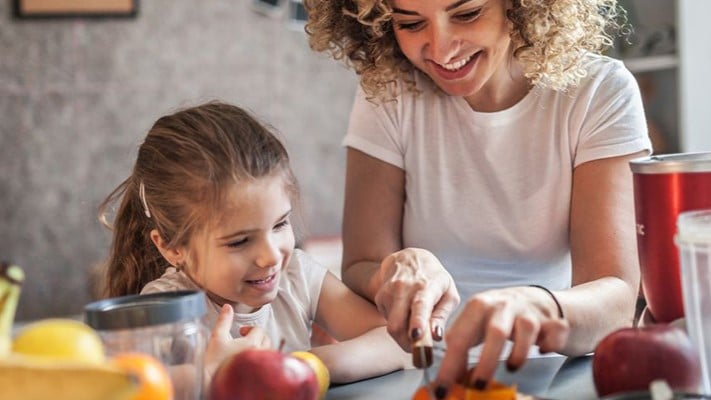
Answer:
[{"left": 529, "top": 284, "right": 565, "bottom": 319}]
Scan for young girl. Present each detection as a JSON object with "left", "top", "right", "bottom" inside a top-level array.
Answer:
[{"left": 98, "top": 102, "right": 409, "bottom": 390}]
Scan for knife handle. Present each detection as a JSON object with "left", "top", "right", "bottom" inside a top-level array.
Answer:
[{"left": 412, "top": 327, "right": 433, "bottom": 368}]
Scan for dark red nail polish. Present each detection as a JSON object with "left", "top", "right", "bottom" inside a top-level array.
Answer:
[
  {"left": 410, "top": 327, "right": 422, "bottom": 340},
  {"left": 433, "top": 325, "right": 444, "bottom": 341},
  {"left": 473, "top": 379, "right": 488, "bottom": 390},
  {"left": 434, "top": 385, "right": 448, "bottom": 399},
  {"left": 506, "top": 362, "right": 519, "bottom": 372}
]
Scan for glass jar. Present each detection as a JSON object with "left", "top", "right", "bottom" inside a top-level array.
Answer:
[{"left": 85, "top": 290, "right": 208, "bottom": 400}]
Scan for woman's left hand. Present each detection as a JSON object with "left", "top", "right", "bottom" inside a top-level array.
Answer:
[{"left": 435, "top": 286, "right": 570, "bottom": 389}]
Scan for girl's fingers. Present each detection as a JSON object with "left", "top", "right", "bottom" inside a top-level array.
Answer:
[{"left": 212, "top": 304, "right": 235, "bottom": 341}]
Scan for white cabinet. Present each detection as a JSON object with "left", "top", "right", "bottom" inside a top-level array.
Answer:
[{"left": 614, "top": 0, "right": 711, "bottom": 154}]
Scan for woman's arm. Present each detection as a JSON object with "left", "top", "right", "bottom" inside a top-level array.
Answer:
[
  {"left": 311, "top": 272, "right": 410, "bottom": 383},
  {"left": 341, "top": 148, "right": 404, "bottom": 300},
  {"left": 341, "top": 148, "right": 460, "bottom": 350},
  {"left": 559, "top": 150, "right": 644, "bottom": 353}
]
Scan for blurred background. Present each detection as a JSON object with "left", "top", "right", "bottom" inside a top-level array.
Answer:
[{"left": 1, "top": 0, "right": 709, "bottom": 321}]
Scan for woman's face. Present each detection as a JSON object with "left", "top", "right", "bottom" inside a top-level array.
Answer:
[
  {"left": 188, "top": 173, "right": 295, "bottom": 311},
  {"left": 390, "top": 0, "right": 514, "bottom": 99}
]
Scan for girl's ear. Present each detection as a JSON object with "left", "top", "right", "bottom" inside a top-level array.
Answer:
[{"left": 150, "top": 229, "right": 186, "bottom": 267}]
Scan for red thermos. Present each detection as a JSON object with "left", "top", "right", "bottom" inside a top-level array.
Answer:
[{"left": 630, "top": 152, "right": 711, "bottom": 323}]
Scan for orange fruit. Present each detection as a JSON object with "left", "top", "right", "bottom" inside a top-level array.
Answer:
[
  {"left": 412, "top": 381, "right": 516, "bottom": 400},
  {"left": 465, "top": 381, "right": 517, "bottom": 400},
  {"left": 112, "top": 352, "right": 174, "bottom": 400},
  {"left": 291, "top": 350, "right": 330, "bottom": 399},
  {"left": 412, "top": 383, "right": 467, "bottom": 400}
]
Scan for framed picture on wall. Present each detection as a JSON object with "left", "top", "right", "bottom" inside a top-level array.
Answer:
[{"left": 14, "top": 0, "right": 138, "bottom": 19}]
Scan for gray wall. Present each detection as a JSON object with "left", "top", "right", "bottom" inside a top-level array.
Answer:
[{"left": 0, "top": 1, "right": 358, "bottom": 321}]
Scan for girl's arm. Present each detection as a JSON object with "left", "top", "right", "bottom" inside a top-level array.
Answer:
[{"left": 310, "top": 273, "right": 411, "bottom": 383}]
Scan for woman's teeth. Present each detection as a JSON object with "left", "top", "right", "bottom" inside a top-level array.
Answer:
[{"left": 441, "top": 55, "right": 473, "bottom": 71}]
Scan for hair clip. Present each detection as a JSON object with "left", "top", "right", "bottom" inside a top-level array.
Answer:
[{"left": 139, "top": 181, "right": 152, "bottom": 219}]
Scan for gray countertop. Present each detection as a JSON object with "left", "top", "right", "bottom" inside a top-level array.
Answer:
[{"left": 326, "top": 354, "right": 598, "bottom": 400}]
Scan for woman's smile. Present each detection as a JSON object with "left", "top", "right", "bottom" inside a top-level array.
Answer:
[{"left": 429, "top": 51, "right": 479, "bottom": 80}]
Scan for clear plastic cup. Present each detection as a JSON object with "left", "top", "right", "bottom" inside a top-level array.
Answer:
[
  {"left": 85, "top": 290, "right": 208, "bottom": 400},
  {"left": 677, "top": 210, "right": 711, "bottom": 394}
]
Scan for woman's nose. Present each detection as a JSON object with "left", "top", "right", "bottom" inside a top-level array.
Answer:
[
  {"left": 427, "top": 23, "right": 459, "bottom": 64},
  {"left": 255, "top": 237, "right": 280, "bottom": 268}
]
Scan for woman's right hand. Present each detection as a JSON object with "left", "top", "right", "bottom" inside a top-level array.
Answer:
[
  {"left": 374, "top": 248, "right": 460, "bottom": 351},
  {"left": 203, "top": 304, "right": 272, "bottom": 380}
]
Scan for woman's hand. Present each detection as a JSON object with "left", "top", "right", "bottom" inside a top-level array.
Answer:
[
  {"left": 435, "top": 286, "right": 570, "bottom": 390},
  {"left": 374, "top": 248, "right": 460, "bottom": 351},
  {"left": 203, "top": 304, "right": 272, "bottom": 380}
]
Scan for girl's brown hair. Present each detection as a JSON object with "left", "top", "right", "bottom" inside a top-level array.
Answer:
[
  {"left": 98, "top": 102, "right": 298, "bottom": 298},
  {"left": 305, "top": 0, "right": 627, "bottom": 101}
]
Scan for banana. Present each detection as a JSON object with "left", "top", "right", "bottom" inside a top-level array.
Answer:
[
  {"left": 0, "top": 353, "right": 138, "bottom": 400},
  {"left": 0, "top": 262, "right": 24, "bottom": 356}
]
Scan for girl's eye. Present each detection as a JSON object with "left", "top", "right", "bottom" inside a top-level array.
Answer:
[
  {"left": 395, "top": 20, "right": 424, "bottom": 31},
  {"left": 227, "top": 237, "right": 248, "bottom": 248},
  {"left": 454, "top": 8, "right": 481, "bottom": 22},
  {"left": 274, "top": 219, "right": 290, "bottom": 230}
]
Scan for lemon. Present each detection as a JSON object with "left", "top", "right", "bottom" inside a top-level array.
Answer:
[
  {"left": 12, "top": 318, "right": 106, "bottom": 364},
  {"left": 291, "top": 350, "right": 330, "bottom": 399}
]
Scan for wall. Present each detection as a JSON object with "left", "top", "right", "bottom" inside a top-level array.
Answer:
[{"left": 0, "top": 0, "right": 358, "bottom": 320}]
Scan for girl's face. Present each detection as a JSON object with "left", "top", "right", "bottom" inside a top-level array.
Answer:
[
  {"left": 189, "top": 173, "right": 295, "bottom": 311},
  {"left": 390, "top": 0, "right": 515, "bottom": 101}
]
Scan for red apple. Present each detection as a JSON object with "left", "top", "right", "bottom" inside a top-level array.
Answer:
[
  {"left": 592, "top": 324, "right": 702, "bottom": 397},
  {"left": 208, "top": 348, "right": 319, "bottom": 400}
]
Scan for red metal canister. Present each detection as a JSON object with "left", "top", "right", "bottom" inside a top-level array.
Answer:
[{"left": 630, "top": 152, "right": 711, "bottom": 323}]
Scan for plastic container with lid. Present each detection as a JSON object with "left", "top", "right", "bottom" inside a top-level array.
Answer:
[
  {"left": 677, "top": 210, "right": 711, "bottom": 395},
  {"left": 85, "top": 290, "right": 208, "bottom": 400}
]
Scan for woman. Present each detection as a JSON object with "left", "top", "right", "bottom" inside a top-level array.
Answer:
[{"left": 305, "top": 0, "right": 651, "bottom": 392}]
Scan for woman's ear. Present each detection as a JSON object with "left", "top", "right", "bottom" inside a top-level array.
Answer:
[{"left": 150, "top": 229, "right": 185, "bottom": 267}]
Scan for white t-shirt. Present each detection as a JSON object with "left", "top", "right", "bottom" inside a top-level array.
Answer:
[
  {"left": 344, "top": 54, "right": 652, "bottom": 303},
  {"left": 141, "top": 249, "right": 328, "bottom": 353}
]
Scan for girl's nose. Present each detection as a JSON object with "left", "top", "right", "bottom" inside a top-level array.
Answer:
[{"left": 255, "top": 237, "right": 280, "bottom": 268}]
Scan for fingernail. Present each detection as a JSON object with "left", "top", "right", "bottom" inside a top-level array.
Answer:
[
  {"left": 473, "top": 379, "right": 488, "bottom": 390},
  {"left": 410, "top": 327, "right": 422, "bottom": 340},
  {"left": 433, "top": 325, "right": 444, "bottom": 341},
  {"left": 434, "top": 385, "right": 448, "bottom": 399},
  {"left": 506, "top": 362, "right": 519, "bottom": 372}
]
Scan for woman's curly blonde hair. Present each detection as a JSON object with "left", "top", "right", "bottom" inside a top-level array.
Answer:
[{"left": 305, "top": 0, "right": 627, "bottom": 101}]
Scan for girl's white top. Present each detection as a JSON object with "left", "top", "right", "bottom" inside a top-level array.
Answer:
[{"left": 141, "top": 249, "right": 328, "bottom": 353}]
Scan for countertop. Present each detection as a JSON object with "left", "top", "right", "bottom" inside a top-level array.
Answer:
[{"left": 326, "top": 353, "right": 597, "bottom": 400}]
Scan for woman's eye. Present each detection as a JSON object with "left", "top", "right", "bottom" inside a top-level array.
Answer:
[
  {"left": 454, "top": 9, "right": 481, "bottom": 22},
  {"left": 395, "top": 20, "right": 424, "bottom": 31}
]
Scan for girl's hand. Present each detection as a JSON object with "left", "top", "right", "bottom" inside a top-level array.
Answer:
[
  {"left": 374, "top": 248, "right": 460, "bottom": 351},
  {"left": 203, "top": 304, "right": 272, "bottom": 380},
  {"left": 435, "top": 286, "right": 570, "bottom": 389}
]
